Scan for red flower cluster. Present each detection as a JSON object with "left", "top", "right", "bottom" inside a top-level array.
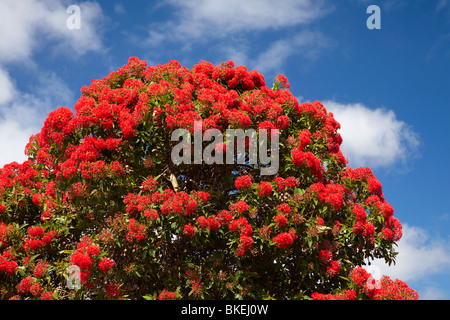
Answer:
[
  {"left": 15, "top": 275, "right": 53, "bottom": 299},
  {"left": 274, "top": 176, "right": 299, "bottom": 192},
  {"left": 68, "top": 236, "right": 115, "bottom": 289},
  {"left": 126, "top": 218, "right": 147, "bottom": 243},
  {"left": 309, "top": 182, "right": 346, "bottom": 212},
  {"left": 196, "top": 210, "right": 233, "bottom": 233},
  {"left": 311, "top": 289, "right": 356, "bottom": 300},
  {"left": 274, "top": 74, "right": 290, "bottom": 89},
  {"left": 384, "top": 216, "right": 402, "bottom": 241},
  {"left": 0, "top": 222, "right": 11, "bottom": 247},
  {"left": 70, "top": 243, "right": 96, "bottom": 271},
  {"left": 33, "top": 260, "right": 48, "bottom": 278},
  {"left": 291, "top": 148, "right": 323, "bottom": 179},
  {"left": 197, "top": 215, "right": 220, "bottom": 231},
  {"left": 352, "top": 204, "right": 375, "bottom": 241},
  {"left": 183, "top": 223, "right": 196, "bottom": 237},
  {"left": 294, "top": 101, "right": 327, "bottom": 122},
  {"left": 326, "top": 260, "right": 341, "bottom": 277},
  {"left": 236, "top": 235, "right": 254, "bottom": 256},
  {"left": 272, "top": 231, "right": 297, "bottom": 249},
  {"left": 274, "top": 214, "right": 288, "bottom": 227},
  {"left": 16, "top": 276, "right": 34, "bottom": 295},
  {"left": 257, "top": 181, "right": 273, "bottom": 197},
  {"left": 318, "top": 250, "right": 332, "bottom": 264},
  {"left": 143, "top": 209, "right": 159, "bottom": 221},
  {"left": 158, "top": 290, "right": 177, "bottom": 300},
  {"left": 22, "top": 226, "right": 57, "bottom": 252},
  {"left": 276, "top": 203, "right": 291, "bottom": 215},
  {"left": 312, "top": 266, "right": 418, "bottom": 300},
  {"left": 192, "top": 191, "right": 211, "bottom": 204},
  {"left": 160, "top": 191, "right": 197, "bottom": 216},
  {"left": 342, "top": 167, "right": 383, "bottom": 197},
  {"left": 229, "top": 217, "right": 252, "bottom": 237},
  {"left": 350, "top": 267, "right": 417, "bottom": 300},
  {"left": 230, "top": 200, "right": 250, "bottom": 214},
  {"left": 371, "top": 276, "right": 419, "bottom": 300},
  {"left": 0, "top": 250, "right": 18, "bottom": 275},
  {"left": 229, "top": 217, "right": 254, "bottom": 255},
  {"left": 124, "top": 193, "right": 151, "bottom": 216},
  {"left": 364, "top": 195, "right": 402, "bottom": 241},
  {"left": 106, "top": 282, "right": 121, "bottom": 298},
  {"left": 141, "top": 176, "right": 158, "bottom": 193},
  {"left": 98, "top": 258, "right": 115, "bottom": 273},
  {"left": 235, "top": 175, "right": 252, "bottom": 190}
]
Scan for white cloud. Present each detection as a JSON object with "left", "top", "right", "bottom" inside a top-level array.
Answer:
[
  {"left": 172, "top": 0, "right": 326, "bottom": 32},
  {"left": 324, "top": 101, "right": 420, "bottom": 169},
  {"left": 420, "top": 287, "right": 446, "bottom": 300},
  {"left": 0, "top": 0, "right": 105, "bottom": 167},
  {"left": 210, "top": 31, "right": 330, "bottom": 79},
  {"left": 144, "top": 0, "right": 332, "bottom": 82},
  {"left": 0, "top": 68, "right": 74, "bottom": 167},
  {"left": 0, "top": 0, "right": 105, "bottom": 63},
  {"left": 252, "top": 31, "right": 330, "bottom": 75},
  {"left": 114, "top": 3, "right": 126, "bottom": 14},
  {"left": 0, "top": 68, "right": 16, "bottom": 105},
  {"left": 370, "top": 224, "right": 450, "bottom": 286},
  {"left": 147, "top": 0, "right": 328, "bottom": 44},
  {"left": 0, "top": 117, "right": 37, "bottom": 166}
]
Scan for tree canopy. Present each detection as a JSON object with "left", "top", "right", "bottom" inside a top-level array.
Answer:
[{"left": 0, "top": 57, "right": 417, "bottom": 300}]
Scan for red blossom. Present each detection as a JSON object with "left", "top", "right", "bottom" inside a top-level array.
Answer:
[
  {"left": 257, "top": 181, "right": 272, "bottom": 197},
  {"left": 106, "top": 282, "right": 121, "bottom": 298},
  {"left": 158, "top": 290, "right": 177, "bottom": 300},
  {"left": 16, "top": 276, "right": 34, "bottom": 295},
  {"left": 183, "top": 223, "right": 196, "bottom": 237},
  {"left": 231, "top": 200, "right": 249, "bottom": 214},
  {"left": 98, "top": 258, "right": 115, "bottom": 273},
  {"left": 272, "top": 232, "right": 294, "bottom": 249},
  {"left": 235, "top": 175, "right": 252, "bottom": 190},
  {"left": 274, "top": 214, "right": 288, "bottom": 227}
]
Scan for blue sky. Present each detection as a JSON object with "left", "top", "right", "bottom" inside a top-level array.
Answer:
[{"left": 0, "top": 0, "right": 449, "bottom": 299}]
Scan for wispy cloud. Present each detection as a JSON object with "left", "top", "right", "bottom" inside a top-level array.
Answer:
[
  {"left": 436, "top": 0, "right": 448, "bottom": 12},
  {"left": 147, "top": 0, "right": 328, "bottom": 45},
  {"left": 252, "top": 31, "right": 331, "bottom": 75},
  {"left": 425, "top": 33, "right": 450, "bottom": 61},
  {"left": 214, "top": 31, "right": 331, "bottom": 78}
]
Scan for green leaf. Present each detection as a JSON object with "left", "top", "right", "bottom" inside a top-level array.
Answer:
[
  {"left": 59, "top": 250, "right": 74, "bottom": 255},
  {"left": 18, "top": 266, "right": 26, "bottom": 277}
]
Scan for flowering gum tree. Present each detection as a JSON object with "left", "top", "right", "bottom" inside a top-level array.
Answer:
[{"left": 0, "top": 57, "right": 418, "bottom": 300}]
